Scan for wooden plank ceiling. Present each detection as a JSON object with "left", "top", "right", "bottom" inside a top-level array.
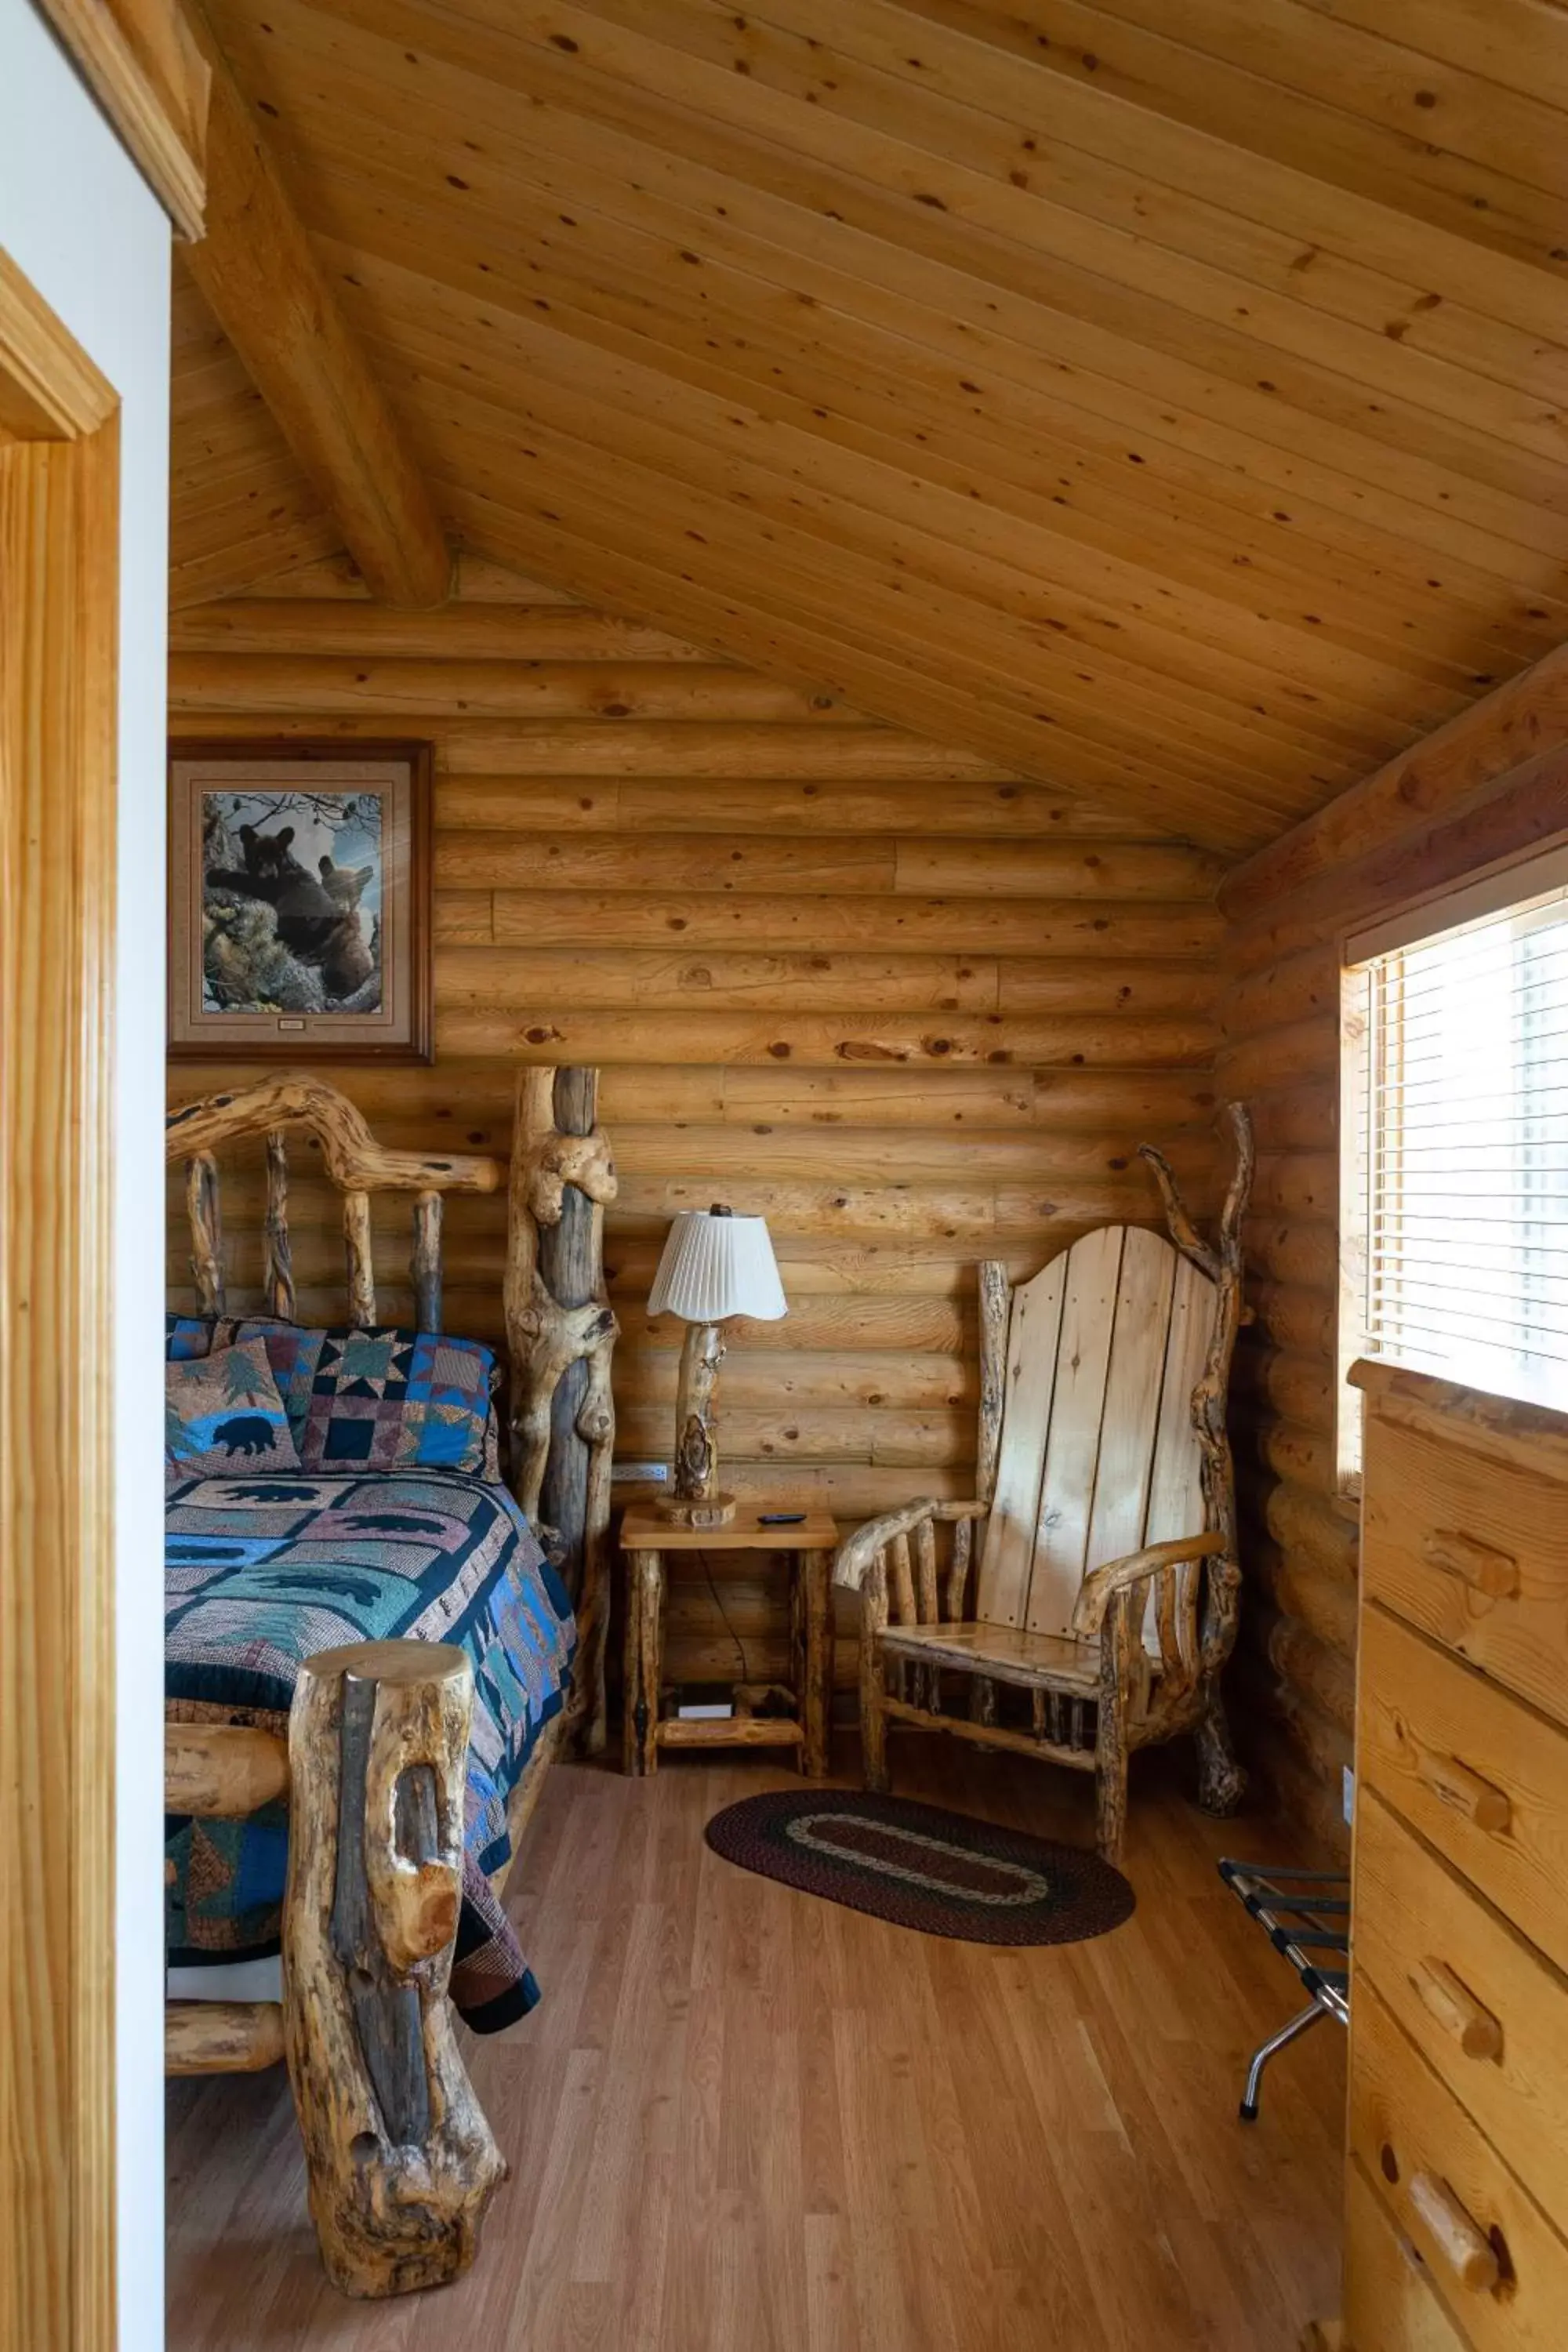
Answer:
[{"left": 172, "top": 0, "right": 1568, "bottom": 855}]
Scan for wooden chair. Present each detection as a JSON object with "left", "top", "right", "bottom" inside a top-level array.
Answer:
[{"left": 833, "top": 1106, "right": 1254, "bottom": 1864}]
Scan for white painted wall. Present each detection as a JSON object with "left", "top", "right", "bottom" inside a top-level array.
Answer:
[{"left": 1, "top": 8, "right": 172, "bottom": 2345}]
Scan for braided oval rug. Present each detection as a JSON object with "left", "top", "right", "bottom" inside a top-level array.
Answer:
[{"left": 704, "top": 1789, "right": 1134, "bottom": 1945}]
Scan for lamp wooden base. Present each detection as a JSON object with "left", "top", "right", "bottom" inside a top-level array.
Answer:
[{"left": 655, "top": 1491, "right": 737, "bottom": 1530}]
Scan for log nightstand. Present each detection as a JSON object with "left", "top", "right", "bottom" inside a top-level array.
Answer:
[{"left": 619, "top": 1506, "right": 838, "bottom": 1777}]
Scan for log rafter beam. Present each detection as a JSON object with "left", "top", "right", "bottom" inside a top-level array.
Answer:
[{"left": 182, "top": 9, "right": 452, "bottom": 607}]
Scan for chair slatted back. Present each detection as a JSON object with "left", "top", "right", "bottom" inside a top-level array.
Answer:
[
  {"left": 165, "top": 1074, "right": 501, "bottom": 1334},
  {"left": 975, "top": 1226, "right": 1214, "bottom": 1643}
]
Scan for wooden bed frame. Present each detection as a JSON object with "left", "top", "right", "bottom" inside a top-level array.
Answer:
[{"left": 162, "top": 1065, "right": 618, "bottom": 2297}]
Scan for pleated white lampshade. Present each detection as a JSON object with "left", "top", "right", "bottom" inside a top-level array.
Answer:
[{"left": 648, "top": 1208, "right": 787, "bottom": 1323}]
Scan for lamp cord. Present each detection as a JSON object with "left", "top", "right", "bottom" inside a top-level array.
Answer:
[{"left": 697, "top": 1550, "right": 750, "bottom": 1687}]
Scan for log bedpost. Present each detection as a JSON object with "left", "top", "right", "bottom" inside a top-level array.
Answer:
[
  {"left": 505, "top": 1067, "right": 619, "bottom": 1755},
  {"left": 281, "top": 1640, "right": 505, "bottom": 2299},
  {"left": 539, "top": 1070, "right": 610, "bottom": 1734}
]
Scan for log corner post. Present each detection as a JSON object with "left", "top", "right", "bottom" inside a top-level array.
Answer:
[
  {"left": 505, "top": 1066, "right": 619, "bottom": 1755},
  {"left": 281, "top": 1640, "right": 506, "bottom": 2299}
]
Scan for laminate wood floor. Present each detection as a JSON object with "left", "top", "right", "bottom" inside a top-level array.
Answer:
[{"left": 166, "top": 1743, "right": 1345, "bottom": 2350}]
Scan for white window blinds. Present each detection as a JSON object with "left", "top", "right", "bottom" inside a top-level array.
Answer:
[{"left": 1347, "top": 863, "right": 1568, "bottom": 1412}]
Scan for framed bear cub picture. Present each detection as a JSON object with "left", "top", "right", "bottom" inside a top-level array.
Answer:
[{"left": 169, "top": 741, "right": 434, "bottom": 1063}]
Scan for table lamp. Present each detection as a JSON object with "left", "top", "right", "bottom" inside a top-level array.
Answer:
[{"left": 648, "top": 1205, "right": 786, "bottom": 1527}]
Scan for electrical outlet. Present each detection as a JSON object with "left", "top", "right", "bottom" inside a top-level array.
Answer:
[
  {"left": 1342, "top": 1765, "right": 1356, "bottom": 1826},
  {"left": 612, "top": 1461, "right": 669, "bottom": 1484}
]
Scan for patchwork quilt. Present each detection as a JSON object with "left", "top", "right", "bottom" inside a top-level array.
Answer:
[{"left": 165, "top": 1466, "right": 575, "bottom": 2032}]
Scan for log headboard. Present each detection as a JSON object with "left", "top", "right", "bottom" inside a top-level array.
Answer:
[
  {"left": 165, "top": 1066, "right": 620, "bottom": 1751},
  {"left": 165, "top": 1070, "right": 501, "bottom": 1334}
]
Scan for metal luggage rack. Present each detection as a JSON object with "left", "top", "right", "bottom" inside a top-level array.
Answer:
[{"left": 1218, "top": 1858, "right": 1349, "bottom": 2120}]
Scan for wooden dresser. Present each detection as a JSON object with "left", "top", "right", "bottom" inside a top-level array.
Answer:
[{"left": 1339, "top": 1360, "right": 1568, "bottom": 2352}]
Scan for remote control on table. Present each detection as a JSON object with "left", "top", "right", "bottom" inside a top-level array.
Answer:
[{"left": 757, "top": 1511, "right": 807, "bottom": 1524}]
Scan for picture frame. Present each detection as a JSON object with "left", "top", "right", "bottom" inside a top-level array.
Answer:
[{"left": 168, "top": 739, "right": 434, "bottom": 1064}]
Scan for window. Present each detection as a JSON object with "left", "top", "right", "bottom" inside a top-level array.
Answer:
[{"left": 1341, "top": 851, "right": 1568, "bottom": 1478}]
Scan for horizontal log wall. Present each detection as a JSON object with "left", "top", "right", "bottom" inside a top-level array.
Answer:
[
  {"left": 168, "top": 557, "right": 1224, "bottom": 1695},
  {"left": 1218, "top": 647, "right": 1568, "bottom": 1853}
]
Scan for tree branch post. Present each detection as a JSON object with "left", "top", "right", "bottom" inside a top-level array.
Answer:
[
  {"left": 1142, "top": 1102, "right": 1255, "bottom": 1816},
  {"left": 505, "top": 1065, "right": 619, "bottom": 1754},
  {"left": 281, "top": 1640, "right": 505, "bottom": 2299}
]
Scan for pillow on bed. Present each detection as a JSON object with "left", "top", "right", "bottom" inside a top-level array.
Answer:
[
  {"left": 235, "top": 1319, "right": 499, "bottom": 1475},
  {"left": 165, "top": 1312, "right": 216, "bottom": 1363},
  {"left": 230, "top": 1318, "right": 328, "bottom": 1448},
  {"left": 165, "top": 1339, "right": 300, "bottom": 1478}
]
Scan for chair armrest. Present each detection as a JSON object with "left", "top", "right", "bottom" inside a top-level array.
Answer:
[
  {"left": 1071, "top": 1534, "right": 1227, "bottom": 1638},
  {"left": 833, "top": 1498, "right": 987, "bottom": 1592}
]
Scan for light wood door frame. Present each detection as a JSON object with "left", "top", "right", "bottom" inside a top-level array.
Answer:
[{"left": 0, "top": 242, "right": 121, "bottom": 2352}]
